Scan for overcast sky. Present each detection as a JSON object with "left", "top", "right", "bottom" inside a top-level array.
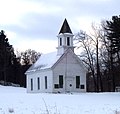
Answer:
[{"left": 0, "top": 0, "right": 120, "bottom": 54}]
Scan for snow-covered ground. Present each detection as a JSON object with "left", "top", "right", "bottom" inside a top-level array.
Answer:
[{"left": 0, "top": 86, "right": 120, "bottom": 114}]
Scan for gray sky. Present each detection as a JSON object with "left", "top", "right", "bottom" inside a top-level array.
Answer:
[{"left": 0, "top": 0, "right": 120, "bottom": 53}]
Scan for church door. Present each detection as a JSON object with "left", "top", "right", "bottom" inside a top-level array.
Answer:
[{"left": 66, "top": 77, "right": 73, "bottom": 93}]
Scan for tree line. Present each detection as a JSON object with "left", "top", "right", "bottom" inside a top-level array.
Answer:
[
  {"left": 0, "top": 15, "right": 120, "bottom": 91},
  {"left": 75, "top": 15, "right": 120, "bottom": 92},
  {"left": 0, "top": 30, "right": 41, "bottom": 87}
]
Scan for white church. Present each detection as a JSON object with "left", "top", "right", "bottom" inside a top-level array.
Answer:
[{"left": 25, "top": 19, "right": 87, "bottom": 93}]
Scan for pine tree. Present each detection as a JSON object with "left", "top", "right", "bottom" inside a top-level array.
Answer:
[
  {"left": 0, "top": 30, "right": 16, "bottom": 84},
  {"left": 104, "top": 15, "right": 120, "bottom": 91},
  {"left": 105, "top": 16, "right": 120, "bottom": 57}
]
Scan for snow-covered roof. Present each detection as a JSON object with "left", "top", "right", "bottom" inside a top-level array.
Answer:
[{"left": 26, "top": 51, "right": 61, "bottom": 73}]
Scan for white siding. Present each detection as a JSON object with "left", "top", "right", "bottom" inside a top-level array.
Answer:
[
  {"left": 26, "top": 70, "right": 53, "bottom": 93},
  {"left": 26, "top": 50, "right": 86, "bottom": 93},
  {"left": 57, "top": 33, "right": 74, "bottom": 55},
  {"left": 53, "top": 50, "right": 86, "bottom": 93}
]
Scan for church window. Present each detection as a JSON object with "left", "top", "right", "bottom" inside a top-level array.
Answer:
[
  {"left": 31, "top": 78, "right": 33, "bottom": 91},
  {"left": 67, "top": 37, "right": 70, "bottom": 46},
  {"left": 76, "top": 76, "right": 80, "bottom": 88},
  {"left": 60, "top": 38, "right": 62, "bottom": 46},
  {"left": 45, "top": 76, "right": 47, "bottom": 89},
  {"left": 37, "top": 77, "right": 40, "bottom": 90},
  {"left": 59, "top": 75, "right": 63, "bottom": 88}
]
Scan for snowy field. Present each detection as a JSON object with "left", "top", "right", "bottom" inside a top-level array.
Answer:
[{"left": 0, "top": 86, "right": 120, "bottom": 114}]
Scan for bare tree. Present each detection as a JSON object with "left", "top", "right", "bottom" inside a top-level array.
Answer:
[
  {"left": 20, "top": 49, "right": 41, "bottom": 65},
  {"left": 75, "top": 23, "right": 105, "bottom": 92},
  {"left": 74, "top": 30, "right": 97, "bottom": 91}
]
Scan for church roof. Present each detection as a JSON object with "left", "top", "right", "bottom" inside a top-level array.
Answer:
[
  {"left": 26, "top": 49, "right": 87, "bottom": 74},
  {"left": 26, "top": 52, "right": 61, "bottom": 73},
  {"left": 59, "top": 19, "right": 72, "bottom": 34}
]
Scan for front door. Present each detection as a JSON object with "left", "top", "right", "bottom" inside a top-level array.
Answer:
[{"left": 66, "top": 78, "right": 73, "bottom": 93}]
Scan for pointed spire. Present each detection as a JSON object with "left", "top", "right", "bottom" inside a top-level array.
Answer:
[{"left": 59, "top": 18, "right": 72, "bottom": 34}]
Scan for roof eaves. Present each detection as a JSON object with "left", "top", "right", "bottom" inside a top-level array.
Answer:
[{"left": 25, "top": 67, "right": 52, "bottom": 74}]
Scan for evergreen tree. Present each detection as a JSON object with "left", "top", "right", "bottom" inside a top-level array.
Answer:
[
  {"left": 0, "top": 30, "right": 16, "bottom": 84},
  {"left": 104, "top": 15, "right": 120, "bottom": 91},
  {"left": 105, "top": 16, "right": 120, "bottom": 60}
]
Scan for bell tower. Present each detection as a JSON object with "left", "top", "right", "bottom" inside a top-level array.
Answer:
[{"left": 57, "top": 19, "right": 74, "bottom": 55}]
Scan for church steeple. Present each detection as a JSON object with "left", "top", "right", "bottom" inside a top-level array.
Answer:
[
  {"left": 57, "top": 19, "right": 74, "bottom": 55},
  {"left": 59, "top": 18, "right": 72, "bottom": 34}
]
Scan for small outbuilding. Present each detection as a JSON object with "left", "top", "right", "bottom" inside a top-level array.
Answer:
[{"left": 25, "top": 19, "right": 86, "bottom": 93}]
